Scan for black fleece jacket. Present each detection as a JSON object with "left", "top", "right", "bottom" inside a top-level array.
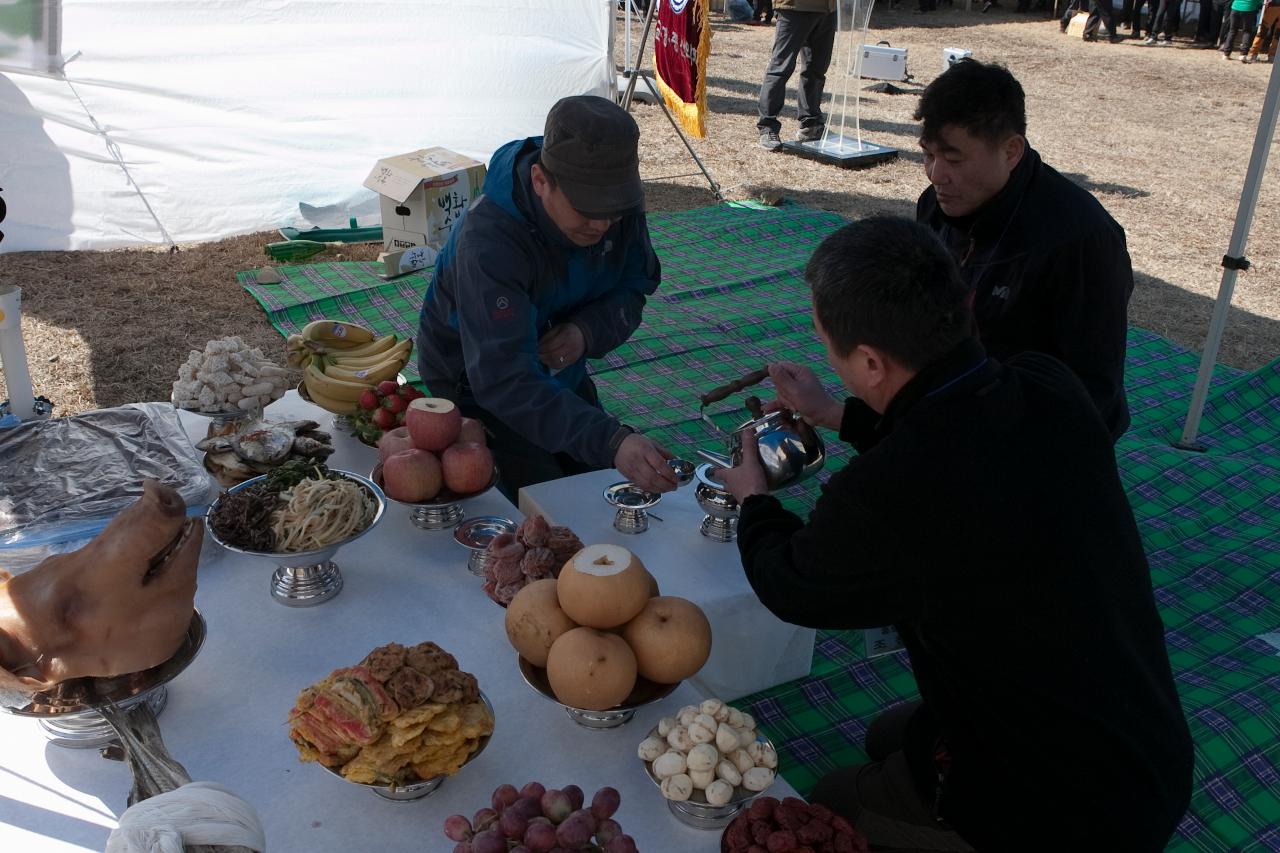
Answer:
[
  {"left": 917, "top": 145, "right": 1134, "bottom": 440},
  {"left": 737, "top": 340, "right": 1192, "bottom": 852}
]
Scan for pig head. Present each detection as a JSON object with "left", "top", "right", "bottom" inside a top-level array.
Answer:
[{"left": 0, "top": 479, "right": 202, "bottom": 694}]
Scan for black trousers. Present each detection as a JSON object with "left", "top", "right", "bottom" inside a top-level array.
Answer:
[
  {"left": 1222, "top": 8, "right": 1260, "bottom": 53},
  {"left": 810, "top": 701, "right": 975, "bottom": 852},
  {"left": 1197, "top": 0, "right": 1230, "bottom": 41},
  {"left": 1148, "top": 0, "right": 1180, "bottom": 36},
  {"left": 753, "top": 0, "right": 774, "bottom": 22},
  {"left": 1086, "top": 0, "right": 1118, "bottom": 35},
  {"left": 1062, "top": 0, "right": 1087, "bottom": 26},
  {"left": 457, "top": 375, "right": 603, "bottom": 502},
  {"left": 757, "top": 9, "right": 836, "bottom": 133}
]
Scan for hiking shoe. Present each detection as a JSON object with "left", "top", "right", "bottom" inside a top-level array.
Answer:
[
  {"left": 759, "top": 130, "right": 782, "bottom": 151},
  {"left": 1242, "top": 54, "right": 1256, "bottom": 63},
  {"left": 796, "top": 125, "right": 826, "bottom": 143}
]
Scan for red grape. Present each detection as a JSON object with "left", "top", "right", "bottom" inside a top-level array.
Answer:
[
  {"left": 492, "top": 783, "right": 520, "bottom": 813},
  {"left": 510, "top": 796, "right": 543, "bottom": 822},
  {"left": 452, "top": 844, "right": 472, "bottom": 853},
  {"left": 554, "top": 811, "right": 595, "bottom": 849},
  {"left": 594, "top": 818, "right": 622, "bottom": 845},
  {"left": 470, "top": 829, "right": 507, "bottom": 853},
  {"left": 511, "top": 847, "right": 531, "bottom": 853},
  {"left": 524, "top": 820, "right": 558, "bottom": 853},
  {"left": 540, "top": 789, "right": 572, "bottom": 824},
  {"left": 473, "top": 808, "right": 498, "bottom": 832},
  {"left": 443, "top": 814, "right": 474, "bottom": 842},
  {"left": 602, "top": 836, "right": 638, "bottom": 853},
  {"left": 500, "top": 808, "right": 530, "bottom": 840},
  {"left": 521, "top": 781, "right": 547, "bottom": 801},
  {"left": 563, "top": 784, "right": 584, "bottom": 811},
  {"left": 590, "top": 786, "right": 621, "bottom": 821}
]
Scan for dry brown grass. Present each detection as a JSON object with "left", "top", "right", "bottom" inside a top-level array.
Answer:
[{"left": 2, "top": 7, "right": 1279, "bottom": 417}]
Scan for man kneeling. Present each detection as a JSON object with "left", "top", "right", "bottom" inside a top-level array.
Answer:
[{"left": 718, "top": 217, "right": 1192, "bottom": 852}]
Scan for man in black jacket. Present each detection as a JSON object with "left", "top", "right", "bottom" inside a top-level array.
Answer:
[
  {"left": 718, "top": 217, "right": 1193, "bottom": 852},
  {"left": 915, "top": 60, "right": 1134, "bottom": 440}
]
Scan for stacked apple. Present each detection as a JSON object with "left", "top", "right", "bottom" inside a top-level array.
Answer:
[
  {"left": 376, "top": 397, "right": 494, "bottom": 502},
  {"left": 505, "top": 545, "right": 713, "bottom": 711},
  {"left": 350, "top": 380, "right": 426, "bottom": 445}
]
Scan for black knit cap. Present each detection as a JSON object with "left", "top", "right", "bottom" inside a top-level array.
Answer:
[{"left": 539, "top": 95, "right": 643, "bottom": 219}]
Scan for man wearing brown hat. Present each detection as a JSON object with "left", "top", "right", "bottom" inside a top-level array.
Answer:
[{"left": 416, "top": 95, "right": 678, "bottom": 499}]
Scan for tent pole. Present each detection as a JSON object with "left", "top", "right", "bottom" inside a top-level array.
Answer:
[
  {"left": 1176, "top": 56, "right": 1280, "bottom": 450},
  {"left": 621, "top": 0, "right": 659, "bottom": 111}
]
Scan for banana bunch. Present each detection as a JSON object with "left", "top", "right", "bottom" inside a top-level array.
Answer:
[{"left": 289, "top": 320, "right": 413, "bottom": 416}]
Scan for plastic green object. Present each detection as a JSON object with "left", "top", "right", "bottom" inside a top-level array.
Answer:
[
  {"left": 263, "top": 240, "right": 345, "bottom": 262},
  {"left": 277, "top": 217, "right": 382, "bottom": 245}
]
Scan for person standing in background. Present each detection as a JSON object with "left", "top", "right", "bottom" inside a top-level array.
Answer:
[
  {"left": 1222, "top": 0, "right": 1263, "bottom": 57},
  {"left": 1244, "top": 0, "right": 1280, "bottom": 58},
  {"left": 756, "top": 0, "right": 837, "bottom": 150}
]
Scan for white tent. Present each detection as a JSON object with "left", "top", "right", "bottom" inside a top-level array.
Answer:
[{"left": 0, "top": 0, "right": 614, "bottom": 251}]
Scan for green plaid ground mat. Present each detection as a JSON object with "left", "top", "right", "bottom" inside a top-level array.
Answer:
[{"left": 241, "top": 203, "right": 1280, "bottom": 852}]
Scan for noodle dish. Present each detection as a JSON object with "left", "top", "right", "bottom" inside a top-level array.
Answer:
[{"left": 208, "top": 460, "right": 381, "bottom": 554}]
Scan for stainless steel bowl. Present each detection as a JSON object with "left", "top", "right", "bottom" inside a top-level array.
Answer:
[
  {"left": 318, "top": 690, "right": 494, "bottom": 802},
  {"left": 206, "top": 469, "right": 386, "bottom": 606},
  {"left": 518, "top": 656, "right": 679, "bottom": 730},
  {"left": 729, "top": 410, "right": 825, "bottom": 492},
  {"left": 3, "top": 611, "right": 206, "bottom": 748},
  {"left": 370, "top": 462, "right": 500, "bottom": 530},
  {"left": 641, "top": 723, "right": 778, "bottom": 829},
  {"left": 694, "top": 463, "right": 739, "bottom": 543}
]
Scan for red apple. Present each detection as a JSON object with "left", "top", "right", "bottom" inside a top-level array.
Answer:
[
  {"left": 459, "top": 417, "right": 487, "bottom": 447},
  {"left": 376, "top": 426, "right": 414, "bottom": 463},
  {"left": 441, "top": 442, "right": 494, "bottom": 494},
  {"left": 381, "top": 448, "right": 442, "bottom": 502},
  {"left": 406, "top": 397, "right": 462, "bottom": 451}
]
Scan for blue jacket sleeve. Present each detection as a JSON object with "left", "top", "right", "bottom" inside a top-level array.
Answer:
[
  {"left": 567, "top": 214, "right": 661, "bottom": 359},
  {"left": 454, "top": 232, "right": 623, "bottom": 468}
]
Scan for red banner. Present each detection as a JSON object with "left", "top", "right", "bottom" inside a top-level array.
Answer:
[{"left": 653, "top": 0, "right": 710, "bottom": 138}]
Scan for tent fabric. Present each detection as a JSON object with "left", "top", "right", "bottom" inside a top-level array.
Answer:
[
  {"left": 0, "top": 0, "right": 613, "bottom": 252},
  {"left": 239, "top": 201, "right": 1280, "bottom": 852}
]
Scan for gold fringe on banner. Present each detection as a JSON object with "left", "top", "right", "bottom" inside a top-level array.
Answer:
[{"left": 653, "top": 0, "right": 711, "bottom": 139}]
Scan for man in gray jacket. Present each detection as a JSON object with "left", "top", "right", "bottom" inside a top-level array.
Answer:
[
  {"left": 756, "top": 0, "right": 837, "bottom": 150},
  {"left": 416, "top": 96, "right": 678, "bottom": 498}
]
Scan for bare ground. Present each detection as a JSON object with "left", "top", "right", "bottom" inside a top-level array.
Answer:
[{"left": 3, "top": 7, "right": 1279, "bottom": 416}]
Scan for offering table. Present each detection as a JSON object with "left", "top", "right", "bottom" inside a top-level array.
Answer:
[{"left": 0, "top": 392, "right": 800, "bottom": 853}]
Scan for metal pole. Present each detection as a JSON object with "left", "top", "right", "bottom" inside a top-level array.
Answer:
[
  {"left": 639, "top": 73, "right": 723, "bottom": 198},
  {"left": 621, "top": 0, "right": 660, "bottom": 111},
  {"left": 1177, "top": 55, "right": 1280, "bottom": 449}
]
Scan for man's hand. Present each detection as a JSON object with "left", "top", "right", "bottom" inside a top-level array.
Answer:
[
  {"left": 718, "top": 431, "right": 769, "bottom": 503},
  {"left": 538, "top": 323, "right": 586, "bottom": 370},
  {"left": 769, "top": 362, "right": 843, "bottom": 430},
  {"left": 615, "top": 433, "right": 679, "bottom": 493}
]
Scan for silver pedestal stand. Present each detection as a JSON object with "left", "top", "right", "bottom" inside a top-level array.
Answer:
[
  {"left": 207, "top": 470, "right": 386, "bottom": 607},
  {"left": 371, "top": 464, "right": 501, "bottom": 531}
]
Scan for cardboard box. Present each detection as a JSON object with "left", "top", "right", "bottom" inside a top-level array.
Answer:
[
  {"left": 858, "top": 44, "right": 908, "bottom": 82},
  {"left": 376, "top": 245, "right": 438, "bottom": 280},
  {"left": 943, "top": 47, "right": 973, "bottom": 72},
  {"left": 363, "top": 147, "right": 486, "bottom": 253}
]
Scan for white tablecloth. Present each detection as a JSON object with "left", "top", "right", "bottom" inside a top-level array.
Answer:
[
  {"left": 520, "top": 471, "right": 817, "bottom": 701},
  {"left": 0, "top": 393, "right": 799, "bottom": 853}
]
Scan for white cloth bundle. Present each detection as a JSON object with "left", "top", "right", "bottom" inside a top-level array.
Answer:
[{"left": 106, "top": 781, "right": 266, "bottom": 853}]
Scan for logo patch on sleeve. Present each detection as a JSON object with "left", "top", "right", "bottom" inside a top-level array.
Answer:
[{"left": 492, "top": 295, "right": 516, "bottom": 321}]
